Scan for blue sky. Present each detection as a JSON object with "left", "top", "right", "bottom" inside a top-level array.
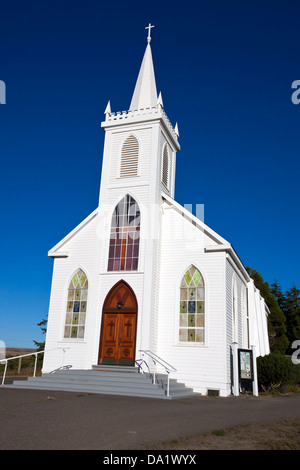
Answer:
[{"left": 1, "top": 0, "right": 300, "bottom": 348}]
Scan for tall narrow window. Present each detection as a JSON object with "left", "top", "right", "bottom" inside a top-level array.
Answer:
[
  {"left": 108, "top": 195, "right": 140, "bottom": 271},
  {"left": 179, "top": 265, "right": 205, "bottom": 343},
  {"left": 232, "top": 278, "right": 238, "bottom": 343},
  {"left": 162, "top": 144, "right": 169, "bottom": 188},
  {"left": 120, "top": 135, "right": 139, "bottom": 178},
  {"left": 64, "top": 269, "right": 88, "bottom": 339},
  {"left": 242, "top": 285, "right": 250, "bottom": 348}
]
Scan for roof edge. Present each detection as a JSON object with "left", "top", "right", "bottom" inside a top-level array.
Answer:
[
  {"left": 48, "top": 207, "right": 99, "bottom": 257},
  {"left": 162, "top": 192, "right": 229, "bottom": 246}
]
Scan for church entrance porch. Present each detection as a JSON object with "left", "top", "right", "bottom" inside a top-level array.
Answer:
[{"left": 98, "top": 280, "right": 138, "bottom": 366}]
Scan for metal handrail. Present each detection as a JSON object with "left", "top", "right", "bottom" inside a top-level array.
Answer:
[
  {"left": 135, "top": 358, "right": 150, "bottom": 375},
  {"left": 139, "top": 350, "right": 177, "bottom": 397},
  {"left": 0, "top": 347, "right": 70, "bottom": 386}
]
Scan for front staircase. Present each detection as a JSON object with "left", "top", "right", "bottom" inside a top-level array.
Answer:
[{"left": 4, "top": 365, "right": 199, "bottom": 399}]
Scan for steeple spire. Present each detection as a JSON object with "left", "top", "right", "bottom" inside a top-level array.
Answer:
[{"left": 129, "top": 24, "right": 158, "bottom": 111}]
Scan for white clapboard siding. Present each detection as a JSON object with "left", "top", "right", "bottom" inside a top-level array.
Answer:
[
  {"left": 156, "top": 206, "right": 230, "bottom": 396},
  {"left": 43, "top": 215, "right": 99, "bottom": 372}
]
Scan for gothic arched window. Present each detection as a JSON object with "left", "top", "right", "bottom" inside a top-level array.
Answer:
[
  {"left": 64, "top": 269, "right": 88, "bottom": 339},
  {"left": 120, "top": 135, "right": 139, "bottom": 178},
  {"left": 162, "top": 144, "right": 169, "bottom": 188},
  {"left": 242, "top": 285, "right": 249, "bottom": 348},
  {"left": 232, "top": 277, "right": 238, "bottom": 343},
  {"left": 179, "top": 265, "right": 205, "bottom": 343},
  {"left": 107, "top": 195, "right": 140, "bottom": 271}
]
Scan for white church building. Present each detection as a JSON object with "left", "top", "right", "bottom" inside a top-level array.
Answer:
[{"left": 41, "top": 27, "right": 270, "bottom": 397}]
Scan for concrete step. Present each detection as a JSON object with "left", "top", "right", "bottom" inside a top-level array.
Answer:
[
  {"left": 42, "top": 370, "right": 149, "bottom": 383},
  {"left": 4, "top": 381, "right": 167, "bottom": 398},
  {"left": 26, "top": 376, "right": 161, "bottom": 392},
  {"left": 5, "top": 367, "right": 200, "bottom": 399}
]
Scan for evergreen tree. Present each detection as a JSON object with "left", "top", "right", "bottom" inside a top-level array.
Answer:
[
  {"left": 33, "top": 316, "right": 47, "bottom": 351},
  {"left": 246, "top": 267, "right": 288, "bottom": 354},
  {"left": 270, "top": 279, "right": 286, "bottom": 311},
  {"left": 284, "top": 285, "right": 300, "bottom": 355}
]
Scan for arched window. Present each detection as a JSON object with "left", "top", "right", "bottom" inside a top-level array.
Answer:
[
  {"left": 107, "top": 194, "right": 140, "bottom": 271},
  {"left": 179, "top": 265, "right": 205, "bottom": 343},
  {"left": 64, "top": 269, "right": 88, "bottom": 339},
  {"left": 232, "top": 278, "right": 238, "bottom": 343},
  {"left": 120, "top": 135, "right": 139, "bottom": 178},
  {"left": 162, "top": 144, "right": 169, "bottom": 188},
  {"left": 242, "top": 285, "right": 249, "bottom": 348}
]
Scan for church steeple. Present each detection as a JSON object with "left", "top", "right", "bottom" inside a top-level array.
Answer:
[
  {"left": 101, "top": 25, "right": 180, "bottom": 201},
  {"left": 129, "top": 27, "right": 157, "bottom": 111}
]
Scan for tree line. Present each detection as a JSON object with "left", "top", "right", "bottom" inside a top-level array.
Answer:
[{"left": 246, "top": 267, "right": 300, "bottom": 355}]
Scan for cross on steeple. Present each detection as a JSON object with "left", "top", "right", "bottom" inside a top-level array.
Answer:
[{"left": 145, "top": 23, "right": 154, "bottom": 43}]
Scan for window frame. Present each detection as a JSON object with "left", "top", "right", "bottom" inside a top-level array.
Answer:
[
  {"left": 177, "top": 265, "right": 206, "bottom": 346},
  {"left": 107, "top": 194, "right": 141, "bottom": 272},
  {"left": 63, "top": 268, "right": 89, "bottom": 341},
  {"left": 161, "top": 143, "right": 170, "bottom": 190},
  {"left": 232, "top": 276, "right": 238, "bottom": 343},
  {"left": 119, "top": 134, "right": 140, "bottom": 179}
]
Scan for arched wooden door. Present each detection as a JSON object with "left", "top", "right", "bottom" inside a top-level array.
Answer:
[{"left": 98, "top": 280, "right": 138, "bottom": 366}]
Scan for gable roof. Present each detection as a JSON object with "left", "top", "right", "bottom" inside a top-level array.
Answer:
[
  {"left": 48, "top": 194, "right": 251, "bottom": 283},
  {"left": 162, "top": 192, "right": 251, "bottom": 283},
  {"left": 162, "top": 192, "right": 229, "bottom": 245},
  {"left": 48, "top": 208, "right": 98, "bottom": 258}
]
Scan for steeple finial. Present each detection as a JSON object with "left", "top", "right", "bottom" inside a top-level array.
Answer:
[
  {"left": 104, "top": 100, "right": 111, "bottom": 115},
  {"left": 145, "top": 23, "right": 154, "bottom": 43},
  {"left": 157, "top": 91, "right": 163, "bottom": 108}
]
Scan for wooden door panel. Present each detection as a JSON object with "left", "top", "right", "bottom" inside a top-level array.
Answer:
[
  {"left": 118, "top": 313, "right": 136, "bottom": 364},
  {"left": 100, "top": 313, "right": 118, "bottom": 364},
  {"left": 99, "top": 281, "right": 138, "bottom": 366},
  {"left": 119, "top": 314, "right": 136, "bottom": 342},
  {"left": 102, "top": 314, "right": 118, "bottom": 342}
]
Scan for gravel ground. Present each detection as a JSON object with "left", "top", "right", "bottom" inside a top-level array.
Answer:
[{"left": 0, "top": 388, "right": 299, "bottom": 450}]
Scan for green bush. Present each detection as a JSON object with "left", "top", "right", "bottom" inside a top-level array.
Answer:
[{"left": 257, "top": 353, "right": 294, "bottom": 389}]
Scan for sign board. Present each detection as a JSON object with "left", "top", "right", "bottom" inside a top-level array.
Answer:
[{"left": 238, "top": 349, "right": 253, "bottom": 381}]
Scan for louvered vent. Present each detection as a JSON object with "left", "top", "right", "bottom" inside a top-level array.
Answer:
[
  {"left": 162, "top": 144, "right": 169, "bottom": 188},
  {"left": 120, "top": 135, "right": 139, "bottom": 178}
]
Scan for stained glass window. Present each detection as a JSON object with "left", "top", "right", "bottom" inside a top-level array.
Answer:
[
  {"left": 64, "top": 269, "right": 88, "bottom": 339},
  {"left": 179, "top": 265, "right": 205, "bottom": 344},
  {"left": 107, "top": 195, "right": 140, "bottom": 271}
]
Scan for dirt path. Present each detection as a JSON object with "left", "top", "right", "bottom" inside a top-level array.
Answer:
[{"left": 152, "top": 419, "right": 300, "bottom": 450}]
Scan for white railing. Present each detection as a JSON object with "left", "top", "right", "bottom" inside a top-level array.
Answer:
[
  {"left": 0, "top": 347, "right": 70, "bottom": 386},
  {"left": 139, "top": 350, "right": 177, "bottom": 397},
  {"left": 104, "top": 106, "right": 179, "bottom": 143}
]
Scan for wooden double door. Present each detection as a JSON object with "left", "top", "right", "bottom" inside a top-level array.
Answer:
[{"left": 98, "top": 280, "right": 138, "bottom": 366}]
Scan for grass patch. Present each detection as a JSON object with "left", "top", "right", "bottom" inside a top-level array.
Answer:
[
  {"left": 151, "top": 419, "right": 300, "bottom": 450},
  {"left": 211, "top": 430, "right": 226, "bottom": 436}
]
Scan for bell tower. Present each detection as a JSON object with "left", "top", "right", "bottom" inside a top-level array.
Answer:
[
  {"left": 98, "top": 25, "right": 180, "bottom": 208},
  {"left": 96, "top": 25, "right": 180, "bottom": 354}
]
